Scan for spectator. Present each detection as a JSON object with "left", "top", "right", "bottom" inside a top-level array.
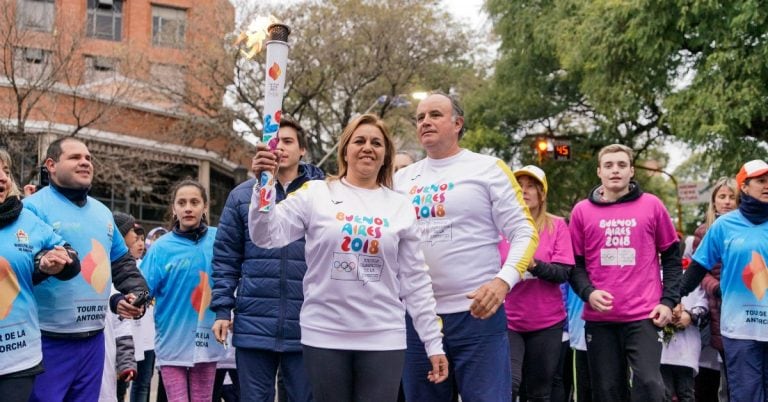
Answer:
[{"left": 394, "top": 151, "right": 415, "bottom": 173}]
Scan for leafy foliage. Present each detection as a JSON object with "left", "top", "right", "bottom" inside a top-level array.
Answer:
[
  {"left": 227, "top": 0, "right": 479, "bottom": 171},
  {"left": 472, "top": 0, "right": 768, "bottom": 220}
]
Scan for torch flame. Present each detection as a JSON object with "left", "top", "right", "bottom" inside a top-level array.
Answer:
[{"left": 234, "top": 15, "right": 280, "bottom": 59}]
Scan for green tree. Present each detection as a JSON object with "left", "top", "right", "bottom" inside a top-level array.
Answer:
[
  {"left": 217, "top": 0, "right": 478, "bottom": 172},
  {"left": 470, "top": 0, "right": 768, "bottom": 214}
]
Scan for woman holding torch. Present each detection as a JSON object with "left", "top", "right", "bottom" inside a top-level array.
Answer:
[{"left": 245, "top": 114, "right": 448, "bottom": 402}]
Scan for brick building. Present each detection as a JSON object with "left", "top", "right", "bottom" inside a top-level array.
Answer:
[{"left": 0, "top": 0, "right": 251, "bottom": 225}]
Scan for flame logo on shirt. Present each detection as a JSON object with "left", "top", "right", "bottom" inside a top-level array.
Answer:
[
  {"left": 81, "top": 239, "right": 110, "bottom": 293},
  {"left": 0, "top": 258, "right": 20, "bottom": 320},
  {"left": 190, "top": 271, "right": 212, "bottom": 322},
  {"left": 742, "top": 251, "right": 768, "bottom": 301}
]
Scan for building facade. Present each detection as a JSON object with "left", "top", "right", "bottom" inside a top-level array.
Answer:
[{"left": 0, "top": 0, "right": 250, "bottom": 225}]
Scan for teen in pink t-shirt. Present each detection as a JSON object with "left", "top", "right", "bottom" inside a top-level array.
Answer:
[
  {"left": 569, "top": 193, "right": 679, "bottom": 322},
  {"left": 500, "top": 166, "right": 574, "bottom": 401},
  {"left": 568, "top": 144, "right": 682, "bottom": 402}
]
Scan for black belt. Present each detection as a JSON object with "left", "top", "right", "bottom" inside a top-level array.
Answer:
[{"left": 41, "top": 328, "right": 104, "bottom": 339}]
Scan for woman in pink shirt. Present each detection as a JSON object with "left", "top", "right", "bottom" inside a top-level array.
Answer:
[{"left": 501, "top": 165, "right": 574, "bottom": 402}]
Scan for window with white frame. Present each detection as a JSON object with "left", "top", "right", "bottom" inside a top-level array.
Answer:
[
  {"left": 152, "top": 6, "right": 186, "bottom": 48},
  {"left": 84, "top": 55, "right": 118, "bottom": 83},
  {"left": 13, "top": 47, "right": 52, "bottom": 80},
  {"left": 86, "top": 0, "right": 123, "bottom": 41},
  {"left": 17, "top": 0, "right": 55, "bottom": 32}
]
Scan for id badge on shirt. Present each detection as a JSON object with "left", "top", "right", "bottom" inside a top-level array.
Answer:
[
  {"left": 600, "top": 247, "right": 636, "bottom": 267},
  {"left": 420, "top": 219, "right": 452, "bottom": 243}
]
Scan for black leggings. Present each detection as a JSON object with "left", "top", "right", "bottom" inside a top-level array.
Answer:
[
  {"left": 0, "top": 374, "right": 36, "bottom": 401},
  {"left": 303, "top": 345, "right": 405, "bottom": 402},
  {"left": 508, "top": 320, "right": 565, "bottom": 401}
]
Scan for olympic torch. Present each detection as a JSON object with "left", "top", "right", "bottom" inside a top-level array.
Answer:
[{"left": 256, "top": 23, "right": 291, "bottom": 212}]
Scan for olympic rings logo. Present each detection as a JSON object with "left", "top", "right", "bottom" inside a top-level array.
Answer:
[{"left": 333, "top": 261, "right": 356, "bottom": 272}]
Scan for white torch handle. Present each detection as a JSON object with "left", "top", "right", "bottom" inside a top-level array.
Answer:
[{"left": 257, "top": 39, "right": 289, "bottom": 212}]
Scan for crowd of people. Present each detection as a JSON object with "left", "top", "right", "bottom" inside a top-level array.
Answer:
[{"left": 0, "top": 92, "right": 767, "bottom": 402}]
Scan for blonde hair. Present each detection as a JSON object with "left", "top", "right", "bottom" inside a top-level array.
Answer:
[
  {"left": 334, "top": 114, "right": 395, "bottom": 188},
  {"left": 521, "top": 175, "right": 556, "bottom": 234},
  {"left": 0, "top": 149, "right": 20, "bottom": 198},
  {"left": 705, "top": 177, "right": 738, "bottom": 227},
  {"left": 598, "top": 144, "right": 634, "bottom": 166}
]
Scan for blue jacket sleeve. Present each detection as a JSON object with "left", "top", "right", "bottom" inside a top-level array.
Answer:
[{"left": 210, "top": 187, "right": 247, "bottom": 320}]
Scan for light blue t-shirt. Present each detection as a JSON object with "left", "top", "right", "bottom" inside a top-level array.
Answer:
[
  {"left": 0, "top": 208, "right": 65, "bottom": 375},
  {"left": 694, "top": 210, "right": 768, "bottom": 341},
  {"left": 24, "top": 186, "right": 129, "bottom": 333},
  {"left": 565, "top": 285, "right": 586, "bottom": 351},
  {"left": 140, "top": 227, "right": 225, "bottom": 367}
]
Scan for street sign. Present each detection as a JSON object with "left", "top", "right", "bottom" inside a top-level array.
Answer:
[{"left": 678, "top": 182, "right": 708, "bottom": 205}]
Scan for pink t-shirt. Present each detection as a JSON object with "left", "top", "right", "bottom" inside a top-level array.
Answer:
[
  {"left": 569, "top": 193, "right": 678, "bottom": 322},
  {"left": 503, "top": 217, "right": 574, "bottom": 332}
]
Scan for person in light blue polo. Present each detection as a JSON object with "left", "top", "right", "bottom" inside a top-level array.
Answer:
[
  {"left": 0, "top": 148, "right": 80, "bottom": 400},
  {"left": 25, "top": 137, "right": 147, "bottom": 402}
]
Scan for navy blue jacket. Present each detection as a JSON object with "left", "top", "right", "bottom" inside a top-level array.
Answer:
[{"left": 210, "top": 163, "right": 324, "bottom": 351}]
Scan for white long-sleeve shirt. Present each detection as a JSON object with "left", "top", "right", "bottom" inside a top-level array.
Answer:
[
  {"left": 394, "top": 150, "right": 539, "bottom": 313},
  {"left": 248, "top": 178, "right": 444, "bottom": 356},
  {"left": 661, "top": 285, "right": 708, "bottom": 373}
]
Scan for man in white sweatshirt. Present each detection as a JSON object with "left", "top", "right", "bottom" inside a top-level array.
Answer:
[{"left": 394, "top": 92, "right": 539, "bottom": 402}]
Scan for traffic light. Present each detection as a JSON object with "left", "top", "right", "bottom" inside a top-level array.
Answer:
[
  {"left": 535, "top": 138, "right": 550, "bottom": 164},
  {"left": 536, "top": 138, "right": 549, "bottom": 153},
  {"left": 533, "top": 137, "right": 572, "bottom": 163}
]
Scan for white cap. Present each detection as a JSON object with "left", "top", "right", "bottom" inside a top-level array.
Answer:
[
  {"left": 736, "top": 160, "right": 768, "bottom": 189},
  {"left": 513, "top": 165, "right": 548, "bottom": 195}
]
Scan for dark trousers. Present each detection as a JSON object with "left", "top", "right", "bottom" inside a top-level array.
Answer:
[
  {"left": 573, "top": 349, "right": 592, "bottom": 402},
  {"left": 508, "top": 320, "right": 565, "bottom": 401},
  {"left": 404, "top": 309, "right": 511, "bottom": 402},
  {"left": 303, "top": 345, "right": 404, "bottom": 402},
  {"left": 117, "top": 378, "right": 129, "bottom": 401},
  {"left": 0, "top": 374, "right": 36, "bottom": 401},
  {"left": 660, "top": 364, "right": 695, "bottom": 402},
  {"left": 213, "top": 368, "right": 240, "bottom": 402},
  {"left": 130, "top": 350, "right": 156, "bottom": 402},
  {"left": 585, "top": 319, "right": 664, "bottom": 402},
  {"left": 157, "top": 370, "right": 168, "bottom": 402},
  {"left": 694, "top": 366, "right": 720, "bottom": 402},
  {"left": 551, "top": 341, "right": 572, "bottom": 402},
  {"left": 722, "top": 336, "right": 768, "bottom": 402},
  {"left": 236, "top": 348, "right": 312, "bottom": 402}
]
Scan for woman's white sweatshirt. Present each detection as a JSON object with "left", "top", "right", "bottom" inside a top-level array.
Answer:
[{"left": 248, "top": 178, "right": 444, "bottom": 356}]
